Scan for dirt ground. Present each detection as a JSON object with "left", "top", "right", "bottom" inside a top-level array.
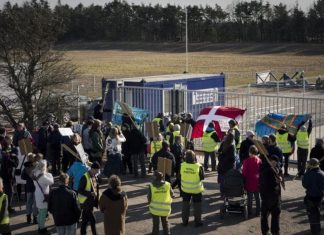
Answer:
[{"left": 10, "top": 159, "right": 324, "bottom": 235}]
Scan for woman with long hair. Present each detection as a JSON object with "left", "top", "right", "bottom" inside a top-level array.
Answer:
[
  {"left": 217, "top": 132, "right": 236, "bottom": 195},
  {"left": 99, "top": 175, "right": 128, "bottom": 235}
]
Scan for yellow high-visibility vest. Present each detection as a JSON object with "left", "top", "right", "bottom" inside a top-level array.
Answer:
[
  {"left": 180, "top": 162, "right": 204, "bottom": 194},
  {"left": 0, "top": 194, "right": 9, "bottom": 225},
  {"left": 202, "top": 131, "right": 219, "bottom": 152},
  {"left": 276, "top": 132, "right": 292, "bottom": 154},
  {"left": 78, "top": 172, "right": 92, "bottom": 204},
  {"left": 152, "top": 118, "right": 162, "bottom": 124},
  {"left": 296, "top": 131, "right": 309, "bottom": 150},
  {"left": 151, "top": 140, "right": 163, "bottom": 155},
  {"left": 149, "top": 182, "right": 172, "bottom": 217}
]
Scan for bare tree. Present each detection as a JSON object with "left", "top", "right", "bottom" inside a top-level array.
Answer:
[{"left": 0, "top": 0, "right": 78, "bottom": 130}]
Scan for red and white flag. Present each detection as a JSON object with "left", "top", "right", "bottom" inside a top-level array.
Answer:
[{"left": 191, "top": 106, "right": 246, "bottom": 140}]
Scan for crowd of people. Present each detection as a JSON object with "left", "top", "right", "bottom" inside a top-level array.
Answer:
[{"left": 0, "top": 111, "right": 323, "bottom": 235}]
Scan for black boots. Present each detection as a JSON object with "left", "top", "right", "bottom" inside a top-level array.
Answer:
[
  {"left": 38, "top": 228, "right": 51, "bottom": 235},
  {"left": 26, "top": 214, "right": 32, "bottom": 224}
]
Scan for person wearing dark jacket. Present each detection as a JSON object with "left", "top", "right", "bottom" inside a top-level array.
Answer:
[
  {"left": 121, "top": 123, "right": 133, "bottom": 175},
  {"left": 48, "top": 173, "right": 81, "bottom": 235},
  {"left": 171, "top": 136, "right": 184, "bottom": 189},
  {"left": 239, "top": 131, "right": 255, "bottom": 164},
  {"left": 21, "top": 154, "right": 38, "bottom": 224},
  {"left": 0, "top": 136, "right": 18, "bottom": 214},
  {"left": 47, "top": 124, "right": 61, "bottom": 175},
  {"left": 151, "top": 141, "right": 175, "bottom": 183},
  {"left": 302, "top": 158, "right": 324, "bottom": 235},
  {"left": 260, "top": 155, "right": 282, "bottom": 235},
  {"left": 310, "top": 138, "right": 324, "bottom": 171},
  {"left": 128, "top": 127, "right": 147, "bottom": 178},
  {"left": 296, "top": 119, "right": 312, "bottom": 177},
  {"left": 78, "top": 162, "right": 100, "bottom": 235},
  {"left": 202, "top": 122, "right": 220, "bottom": 171},
  {"left": 12, "top": 122, "right": 32, "bottom": 147},
  {"left": 217, "top": 133, "right": 236, "bottom": 194},
  {"left": 37, "top": 121, "right": 50, "bottom": 156},
  {"left": 267, "top": 134, "right": 283, "bottom": 168}
]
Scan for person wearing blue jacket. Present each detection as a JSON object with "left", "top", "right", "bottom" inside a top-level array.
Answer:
[
  {"left": 67, "top": 159, "right": 90, "bottom": 191},
  {"left": 302, "top": 158, "right": 324, "bottom": 235}
]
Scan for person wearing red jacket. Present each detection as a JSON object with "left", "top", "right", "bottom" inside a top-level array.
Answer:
[{"left": 242, "top": 145, "right": 262, "bottom": 217}]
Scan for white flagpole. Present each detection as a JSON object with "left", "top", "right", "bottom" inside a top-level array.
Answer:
[{"left": 185, "top": 6, "right": 188, "bottom": 73}]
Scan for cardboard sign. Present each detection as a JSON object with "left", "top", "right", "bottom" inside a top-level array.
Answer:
[
  {"left": 180, "top": 123, "right": 189, "bottom": 137},
  {"left": 18, "top": 138, "right": 33, "bottom": 155},
  {"left": 145, "top": 122, "right": 160, "bottom": 140},
  {"left": 157, "top": 157, "right": 172, "bottom": 177},
  {"left": 59, "top": 128, "right": 74, "bottom": 137},
  {"left": 75, "top": 143, "right": 89, "bottom": 164},
  {"left": 118, "top": 101, "right": 133, "bottom": 119}
]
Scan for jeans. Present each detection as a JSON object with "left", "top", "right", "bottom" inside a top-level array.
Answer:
[
  {"left": 203, "top": 151, "right": 216, "bottom": 170},
  {"left": 26, "top": 192, "right": 37, "bottom": 216},
  {"left": 297, "top": 148, "right": 308, "bottom": 175},
  {"left": 304, "top": 196, "right": 322, "bottom": 235},
  {"left": 182, "top": 192, "right": 202, "bottom": 224},
  {"left": 132, "top": 153, "right": 146, "bottom": 177},
  {"left": 56, "top": 223, "right": 77, "bottom": 235},
  {"left": 80, "top": 208, "right": 97, "bottom": 235},
  {"left": 247, "top": 191, "right": 260, "bottom": 215},
  {"left": 152, "top": 215, "right": 170, "bottom": 235},
  {"left": 38, "top": 208, "right": 48, "bottom": 230},
  {"left": 3, "top": 181, "right": 13, "bottom": 208},
  {"left": 283, "top": 153, "right": 291, "bottom": 175},
  {"left": 261, "top": 199, "right": 281, "bottom": 235}
]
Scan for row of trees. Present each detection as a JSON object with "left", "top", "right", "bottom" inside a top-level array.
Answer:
[{"left": 51, "top": 0, "right": 324, "bottom": 43}]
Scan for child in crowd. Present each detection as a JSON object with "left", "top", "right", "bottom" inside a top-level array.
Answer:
[{"left": 242, "top": 145, "right": 262, "bottom": 217}]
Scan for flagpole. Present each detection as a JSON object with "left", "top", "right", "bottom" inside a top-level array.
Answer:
[{"left": 185, "top": 6, "right": 189, "bottom": 73}]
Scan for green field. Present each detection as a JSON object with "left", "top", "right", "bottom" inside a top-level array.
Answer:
[{"left": 62, "top": 42, "right": 324, "bottom": 95}]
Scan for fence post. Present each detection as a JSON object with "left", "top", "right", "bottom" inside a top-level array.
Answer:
[
  {"left": 93, "top": 75, "right": 96, "bottom": 93},
  {"left": 276, "top": 81, "right": 279, "bottom": 113}
]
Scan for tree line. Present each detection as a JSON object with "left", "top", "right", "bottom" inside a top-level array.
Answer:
[{"left": 1, "top": 0, "right": 324, "bottom": 43}]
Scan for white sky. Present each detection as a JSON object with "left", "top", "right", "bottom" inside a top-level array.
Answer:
[{"left": 1, "top": 0, "right": 316, "bottom": 11}]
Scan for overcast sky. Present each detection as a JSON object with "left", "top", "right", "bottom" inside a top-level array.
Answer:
[{"left": 1, "top": 0, "right": 315, "bottom": 10}]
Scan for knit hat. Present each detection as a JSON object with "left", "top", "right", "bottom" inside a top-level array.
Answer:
[
  {"left": 308, "top": 158, "right": 320, "bottom": 169},
  {"left": 91, "top": 161, "right": 100, "bottom": 169},
  {"left": 246, "top": 130, "right": 255, "bottom": 138}
]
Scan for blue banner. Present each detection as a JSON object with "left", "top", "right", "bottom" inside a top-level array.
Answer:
[
  {"left": 112, "top": 102, "right": 149, "bottom": 125},
  {"left": 255, "top": 113, "right": 310, "bottom": 137}
]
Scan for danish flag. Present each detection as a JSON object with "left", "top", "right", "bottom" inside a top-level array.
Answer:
[{"left": 191, "top": 106, "right": 246, "bottom": 140}]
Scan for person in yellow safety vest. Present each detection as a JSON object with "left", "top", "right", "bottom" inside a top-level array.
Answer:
[
  {"left": 152, "top": 113, "right": 165, "bottom": 132},
  {"left": 228, "top": 119, "right": 241, "bottom": 150},
  {"left": 180, "top": 150, "right": 205, "bottom": 227},
  {"left": 78, "top": 162, "right": 100, "bottom": 235},
  {"left": 169, "top": 124, "right": 181, "bottom": 146},
  {"left": 148, "top": 171, "right": 174, "bottom": 235},
  {"left": 296, "top": 118, "right": 312, "bottom": 178},
  {"left": 148, "top": 134, "right": 163, "bottom": 173},
  {"left": 0, "top": 178, "right": 10, "bottom": 235},
  {"left": 202, "top": 122, "right": 221, "bottom": 172},
  {"left": 276, "top": 125, "right": 296, "bottom": 176},
  {"left": 165, "top": 122, "right": 174, "bottom": 144}
]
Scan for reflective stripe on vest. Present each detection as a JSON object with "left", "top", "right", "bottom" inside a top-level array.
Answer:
[
  {"left": 276, "top": 133, "right": 292, "bottom": 153},
  {"left": 0, "top": 194, "right": 9, "bottom": 225},
  {"left": 151, "top": 140, "right": 163, "bottom": 155},
  {"left": 78, "top": 172, "right": 92, "bottom": 204},
  {"left": 149, "top": 182, "right": 172, "bottom": 217},
  {"left": 180, "top": 162, "right": 204, "bottom": 194},
  {"left": 202, "top": 131, "right": 219, "bottom": 152},
  {"left": 297, "top": 131, "right": 309, "bottom": 149}
]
